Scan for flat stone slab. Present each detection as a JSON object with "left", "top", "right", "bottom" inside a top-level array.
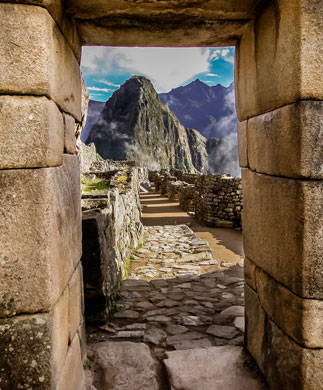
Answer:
[
  {"left": 164, "top": 346, "right": 267, "bottom": 390},
  {"left": 88, "top": 341, "right": 158, "bottom": 390}
]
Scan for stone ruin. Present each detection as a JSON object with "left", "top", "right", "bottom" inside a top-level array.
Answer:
[
  {"left": 150, "top": 170, "right": 243, "bottom": 228},
  {"left": 81, "top": 166, "right": 144, "bottom": 323},
  {"left": 0, "top": 0, "right": 322, "bottom": 389}
]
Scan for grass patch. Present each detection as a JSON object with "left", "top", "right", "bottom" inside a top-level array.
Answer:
[
  {"left": 81, "top": 176, "right": 110, "bottom": 193},
  {"left": 117, "top": 174, "right": 128, "bottom": 185}
]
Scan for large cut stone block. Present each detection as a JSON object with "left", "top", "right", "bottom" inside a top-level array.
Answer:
[
  {"left": 68, "top": 264, "right": 83, "bottom": 343},
  {"left": 88, "top": 341, "right": 158, "bottom": 390},
  {"left": 237, "top": 120, "right": 248, "bottom": 168},
  {"left": 242, "top": 168, "right": 323, "bottom": 299},
  {"left": 64, "top": 112, "right": 77, "bottom": 154},
  {"left": 164, "top": 345, "right": 266, "bottom": 390},
  {"left": 0, "top": 295, "right": 72, "bottom": 390},
  {"left": 0, "top": 155, "right": 81, "bottom": 317},
  {"left": 57, "top": 333, "right": 85, "bottom": 390},
  {"left": 265, "top": 318, "right": 323, "bottom": 390},
  {"left": 256, "top": 267, "right": 323, "bottom": 348},
  {"left": 0, "top": 3, "right": 81, "bottom": 120},
  {"left": 247, "top": 101, "right": 323, "bottom": 178},
  {"left": 235, "top": 0, "right": 323, "bottom": 120},
  {"left": 244, "top": 284, "right": 266, "bottom": 373},
  {"left": 0, "top": 95, "right": 64, "bottom": 169},
  {"left": 245, "top": 284, "right": 323, "bottom": 390},
  {"left": 0, "top": 313, "right": 52, "bottom": 389}
]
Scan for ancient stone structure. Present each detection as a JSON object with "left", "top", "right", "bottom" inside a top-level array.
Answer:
[
  {"left": 194, "top": 174, "right": 242, "bottom": 228},
  {"left": 151, "top": 170, "right": 242, "bottom": 228},
  {"left": 81, "top": 167, "right": 144, "bottom": 322},
  {"left": 1, "top": 0, "right": 322, "bottom": 389}
]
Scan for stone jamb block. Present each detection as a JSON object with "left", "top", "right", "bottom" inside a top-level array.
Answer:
[
  {"left": 235, "top": 0, "right": 323, "bottom": 120},
  {"left": 244, "top": 284, "right": 266, "bottom": 373},
  {"left": 247, "top": 101, "right": 323, "bottom": 179},
  {"left": 0, "top": 95, "right": 64, "bottom": 169},
  {"left": 0, "top": 313, "right": 52, "bottom": 389},
  {"left": 242, "top": 168, "right": 323, "bottom": 299},
  {"left": 0, "top": 3, "right": 81, "bottom": 120},
  {"left": 57, "top": 333, "right": 85, "bottom": 390},
  {"left": 64, "top": 112, "right": 77, "bottom": 154},
  {"left": 0, "top": 155, "right": 82, "bottom": 317},
  {"left": 256, "top": 267, "right": 323, "bottom": 348},
  {"left": 245, "top": 284, "right": 323, "bottom": 390},
  {"left": 52, "top": 287, "right": 69, "bottom": 383},
  {"left": 0, "top": 1, "right": 81, "bottom": 60},
  {"left": 237, "top": 120, "right": 248, "bottom": 168},
  {"left": 265, "top": 317, "right": 323, "bottom": 390},
  {"left": 244, "top": 257, "right": 257, "bottom": 291},
  {"left": 68, "top": 264, "right": 83, "bottom": 343}
]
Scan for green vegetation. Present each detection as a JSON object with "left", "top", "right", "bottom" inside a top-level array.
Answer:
[
  {"left": 81, "top": 175, "right": 110, "bottom": 193},
  {"left": 117, "top": 174, "right": 128, "bottom": 185}
]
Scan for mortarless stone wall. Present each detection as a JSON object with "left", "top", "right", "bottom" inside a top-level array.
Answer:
[
  {"left": 81, "top": 167, "right": 144, "bottom": 322},
  {"left": 194, "top": 174, "right": 242, "bottom": 228}
]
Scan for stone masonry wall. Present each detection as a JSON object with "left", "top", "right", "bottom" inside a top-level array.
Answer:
[
  {"left": 194, "top": 174, "right": 242, "bottom": 228},
  {"left": 150, "top": 170, "right": 242, "bottom": 228},
  {"left": 81, "top": 167, "right": 144, "bottom": 322},
  {"left": 0, "top": 3, "right": 86, "bottom": 389}
]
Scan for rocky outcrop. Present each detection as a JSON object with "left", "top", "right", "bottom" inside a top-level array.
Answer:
[
  {"left": 185, "top": 128, "right": 208, "bottom": 173},
  {"left": 87, "top": 76, "right": 197, "bottom": 172}
]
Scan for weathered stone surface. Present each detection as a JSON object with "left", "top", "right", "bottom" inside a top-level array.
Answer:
[
  {"left": 0, "top": 313, "right": 52, "bottom": 389},
  {"left": 89, "top": 341, "right": 158, "bottom": 390},
  {"left": 164, "top": 346, "right": 266, "bottom": 390},
  {"left": 52, "top": 288, "right": 69, "bottom": 382},
  {"left": 237, "top": 120, "right": 248, "bottom": 167},
  {"left": 244, "top": 258, "right": 256, "bottom": 290},
  {"left": 0, "top": 155, "right": 81, "bottom": 316},
  {"left": 242, "top": 168, "right": 323, "bottom": 298},
  {"left": 64, "top": 112, "right": 77, "bottom": 154},
  {"left": 0, "top": 95, "right": 64, "bottom": 169},
  {"left": 256, "top": 267, "right": 323, "bottom": 348},
  {"left": 244, "top": 284, "right": 266, "bottom": 373},
  {"left": 265, "top": 318, "right": 323, "bottom": 390},
  {"left": 236, "top": 0, "right": 323, "bottom": 120},
  {"left": 248, "top": 101, "right": 323, "bottom": 178},
  {"left": 57, "top": 333, "right": 85, "bottom": 390},
  {"left": 246, "top": 285, "right": 323, "bottom": 390},
  {"left": 0, "top": 3, "right": 81, "bottom": 120},
  {"left": 65, "top": 0, "right": 262, "bottom": 20},
  {"left": 68, "top": 264, "right": 83, "bottom": 342},
  {"left": 4, "top": 0, "right": 64, "bottom": 25},
  {"left": 206, "top": 324, "right": 240, "bottom": 339}
]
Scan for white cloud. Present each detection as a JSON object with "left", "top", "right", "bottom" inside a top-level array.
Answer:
[
  {"left": 206, "top": 73, "right": 220, "bottom": 77},
  {"left": 88, "top": 86, "right": 113, "bottom": 92},
  {"left": 208, "top": 48, "right": 234, "bottom": 64},
  {"left": 81, "top": 47, "right": 212, "bottom": 92},
  {"left": 97, "top": 79, "right": 120, "bottom": 88}
]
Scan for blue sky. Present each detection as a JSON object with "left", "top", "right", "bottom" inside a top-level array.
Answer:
[{"left": 81, "top": 47, "right": 235, "bottom": 102}]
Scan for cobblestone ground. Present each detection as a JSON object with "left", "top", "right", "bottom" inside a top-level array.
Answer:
[{"left": 88, "top": 225, "right": 245, "bottom": 359}]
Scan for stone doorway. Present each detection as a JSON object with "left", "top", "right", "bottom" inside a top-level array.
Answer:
[{"left": 0, "top": 0, "right": 322, "bottom": 389}]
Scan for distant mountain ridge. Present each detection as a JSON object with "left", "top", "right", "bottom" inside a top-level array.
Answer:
[
  {"left": 86, "top": 76, "right": 202, "bottom": 172},
  {"left": 84, "top": 76, "right": 240, "bottom": 176},
  {"left": 159, "top": 79, "right": 238, "bottom": 139}
]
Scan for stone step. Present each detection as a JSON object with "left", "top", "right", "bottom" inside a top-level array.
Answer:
[{"left": 163, "top": 346, "right": 267, "bottom": 390}]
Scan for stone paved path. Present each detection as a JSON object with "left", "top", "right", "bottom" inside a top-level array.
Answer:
[
  {"left": 88, "top": 225, "right": 245, "bottom": 357},
  {"left": 87, "top": 198, "right": 267, "bottom": 389}
]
